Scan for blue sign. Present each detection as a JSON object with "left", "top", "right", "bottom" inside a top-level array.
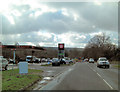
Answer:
[{"left": 19, "top": 62, "right": 28, "bottom": 74}]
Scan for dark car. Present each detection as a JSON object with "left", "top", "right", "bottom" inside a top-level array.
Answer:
[
  {"left": 34, "top": 58, "right": 40, "bottom": 63},
  {"left": 52, "top": 58, "right": 60, "bottom": 66}
]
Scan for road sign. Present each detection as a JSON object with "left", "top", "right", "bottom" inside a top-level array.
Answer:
[
  {"left": 58, "top": 43, "right": 64, "bottom": 50},
  {"left": 58, "top": 43, "right": 65, "bottom": 59}
]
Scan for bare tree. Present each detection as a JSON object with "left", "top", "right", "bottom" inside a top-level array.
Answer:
[{"left": 82, "top": 33, "right": 116, "bottom": 61}]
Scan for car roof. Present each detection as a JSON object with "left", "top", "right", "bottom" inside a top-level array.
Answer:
[{"left": 99, "top": 57, "right": 107, "bottom": 59}]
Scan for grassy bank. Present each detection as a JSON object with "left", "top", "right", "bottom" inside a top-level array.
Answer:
[
  {"left": 113, "top": 65, "right": 120, "bottom": 69},
  {"left": 110, "top": 61, "right": 119, "bottom": 64},
  {"left": 2, "top": 69, "right": 43, "bottom": 90}
]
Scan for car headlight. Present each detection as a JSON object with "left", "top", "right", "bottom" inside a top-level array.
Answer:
[{"left": 106, "top": 62, "right": 109, "bottom": 64}]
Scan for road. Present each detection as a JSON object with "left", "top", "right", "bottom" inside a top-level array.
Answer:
[
  {"left": 7, "top": 62, "right": 118, "bottom": 90},
  {"left": 40, "top": 62, "right": 118, "bottom": 90}
]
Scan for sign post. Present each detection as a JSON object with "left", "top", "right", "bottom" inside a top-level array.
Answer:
[{"left": 58, "top": 43, "right": 65, "bottom": 59}]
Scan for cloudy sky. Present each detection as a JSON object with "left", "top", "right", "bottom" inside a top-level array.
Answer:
[{"left": 0, "top": 0, "right": 118, "bottom": 48}]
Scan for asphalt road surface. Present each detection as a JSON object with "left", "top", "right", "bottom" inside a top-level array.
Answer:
[{"left": 40, "top": 62, "right": 118, "bottom": 90}]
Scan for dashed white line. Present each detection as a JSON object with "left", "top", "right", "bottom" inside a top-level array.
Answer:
[
  {"left": 93, "top": 70, "right": 96, "bottom": 72},
  {"left": 87, "top": 63, "right": 113, "bottom": 90},
  {"left": 103, "top": 79, "right": 113, "bottom": 89},
  {"left": 97, "top": 73, "right": 102, "bottom": 77}
]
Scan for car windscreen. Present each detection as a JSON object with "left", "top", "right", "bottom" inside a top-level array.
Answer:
[
  {"left": 26, "top": 57, "right": 32, "bottom": 59},
  {"left": 99, "top": 59, "right": 107, "bottom": 61}
]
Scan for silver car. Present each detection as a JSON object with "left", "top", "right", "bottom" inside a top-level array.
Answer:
[
  {"left": 0, "top": 56, "right": 8, "bottom": 70},
  {"left": 97, "top": 57, "right": 110, "bottom": 68},
  {"left": 52, "top": 58, "right": 60, "bottom": 66},
  {"left": 89, "top": 58, "right": 94, "bottom": 63}
]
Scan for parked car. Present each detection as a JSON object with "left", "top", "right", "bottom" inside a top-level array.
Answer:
[
  {"left": 97, "top": 57, "right": 110, "bottom": 68},
  {"left": 84, "top": 58, "right": 89, "bottom": 62},
  {"left": 65, "top": 59, "right": 70, "bottom": 64},
  {"left": 34, "top": 58, "right": 40, "bottom": 63},
  {"left": 47, "top": 59, "right": 53, "bottom": 63},
  {"left": 89, "top": 58, "right": 94, "bottom": 63},
  {"left": 8, "top": 58, "right": 15, "bottom": 64},
  {"left": 69, "top": 59, "right": 74, "bottom": 64},
  {"left": 0, "top": 57, "right": 8, "bottom": 70},
  {"left": 26, "top": 56, "right": 36, "bottom": 63},
  {"left": 52, "top": 58, "right": 60, "bottom": 66},
  {"left": 41, "top": 58, "right": 47, "bottom": 62},
  {"left": 60, "top": 58, "right": 66, "bottom": 64}
]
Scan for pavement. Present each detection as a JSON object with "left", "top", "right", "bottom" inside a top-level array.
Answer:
[{"left": 38, "top": 62, "right": 118, "bottom": 90}]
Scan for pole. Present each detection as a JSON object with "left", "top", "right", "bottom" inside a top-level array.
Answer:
[{"left": 13, "top": 50, "right": 16, "bottom": 64}]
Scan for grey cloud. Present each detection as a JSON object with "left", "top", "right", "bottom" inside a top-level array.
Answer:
[{"left": 2, "top": 2, "right": 117, "bottom": 35}]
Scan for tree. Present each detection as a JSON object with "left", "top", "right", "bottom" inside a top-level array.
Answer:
[{"left": 82, "top": 33, "right": 116, "bottom": 61}]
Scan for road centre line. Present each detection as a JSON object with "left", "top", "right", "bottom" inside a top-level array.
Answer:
[
  {"left": 103, "top": 79, "right": 113, "bottom": 89},
  {"left": 87, "top": 63, "right": 113, "bottom": 90},
  {"left": 97, "top": 73, "right": 102, "bottom": 77}
]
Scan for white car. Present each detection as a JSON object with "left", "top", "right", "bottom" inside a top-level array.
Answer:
[
  {"left": 89, "top": 58, "right": 94, "bottom": 63},
  {"left": 26, "top": 56, "right": 36, "bottom": 63},
  {"left": 0, "top": 57, "right": 8, "bottom": 70},
  {"left": 97, "top": 57, "right": 110, "bottom": 68}
]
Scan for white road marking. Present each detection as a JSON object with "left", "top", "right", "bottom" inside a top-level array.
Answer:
[
  {"left": 87, "top": 63, "right": 113, "bottom": 90},
  {"left": 97, "top": 73, "right": 102, "bottom": 77},
  {"left": 103, "top": 79, "right": 113, "bottom": 89},
  {"left": 93, "top": 69, "right": 96, "bottom": 72}
]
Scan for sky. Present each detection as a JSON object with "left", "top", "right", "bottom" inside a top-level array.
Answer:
[{"left": 0, "top": 0, "right": 118, "bottom": 48}]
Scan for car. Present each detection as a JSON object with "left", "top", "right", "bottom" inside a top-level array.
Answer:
[
  {"left": 34, "top": 58, "right": 40, "bottom": 63},
  {"left": 84, "top": 58, "right": 89, "bottom": 62},
  {"left": 89, "top": 58, "right": 94, "bottom": 63},
  {"left": 26, "top": 56, "right": 36, "bottom": 63},
  {"left": 65, "top": 59, "right": 70, "bottom": 64},
  {"left": 52, "top": 58, "right": 60, "bottom": 66},
  {"left": 41, "top": 58, "right": 47, "bottom": 62},
  {"left": 97, "top": 57, "right": 110, "bottom": 68},
  {"left": 68, "top": 59, "right": 74, "bottom": 64},
  {"left": 0, "top": 56, "right": 8, "bottom": 70},
  {"left": 8, "top": 58, "right": 15, "bottom": 64},
  {"left": 47, "top": 59, "right": 53, "bottom": 63},
  {"left": 60, "top": 58, "right": 66, "bottom": 64}
]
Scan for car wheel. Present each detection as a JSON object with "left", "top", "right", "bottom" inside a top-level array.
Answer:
[
  {"left": 52, "top": 63, "right": 54, "bottom": 66},
  {"left": 107, "top": 65, "right": 109, "bottom": 69},
  {"left": 5, "top": 65, "right": 8, "bottom": 70}
]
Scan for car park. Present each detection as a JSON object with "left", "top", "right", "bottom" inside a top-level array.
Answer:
[
  {"left": 0, "top": 56, "right": 8, "bottom": 70},
  {"left": 52, "top": 58, "right": 60, "bottom": 66},
  {"left": 97, "top": 57, "right": 110, "bottom": 68},
  {"left": 89, "top": 58, "right": 94, "bottom": 63}
]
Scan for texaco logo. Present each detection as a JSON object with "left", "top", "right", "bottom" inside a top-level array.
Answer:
[{"left": 60, "top": 44, "right": 63, "bottom": 48}]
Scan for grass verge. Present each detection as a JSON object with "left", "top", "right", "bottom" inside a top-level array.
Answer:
[
  {"left": 114, "top": 65, "right": 120, "bottom": 69},
  {"left": 2, "top": 69, "right": 43, "bottom": 90}
]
